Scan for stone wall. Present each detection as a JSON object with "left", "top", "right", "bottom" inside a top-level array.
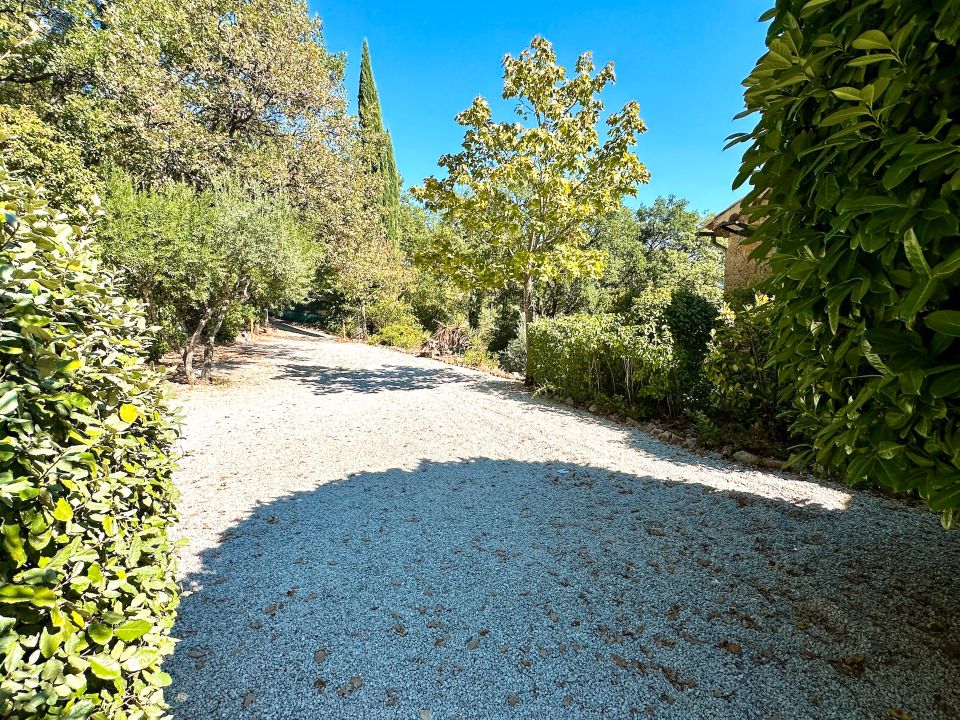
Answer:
[{"left": 724, "top": 234, "right": 770, "bottom": 291}]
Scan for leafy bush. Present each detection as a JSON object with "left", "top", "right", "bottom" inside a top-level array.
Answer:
[
  {"left": 663, "top": 288, "right": 720, "bottom": 407},
  {"left": 664, "top": 289, "right": 719, "bottom": 361},
  {"left": 216, "top": 302, "right": 258, "bottom": 343},
  {"left": 370, "top": 322, "right": 429, "bottom": 350},
  {"left": 461, "top": 329, "right": 500, "bottom": 370},
  {"left": 527, "top": 314, "right": 676, "bottom": 413},
  {"left": 0, "top": 162, "right": 180, "bottom": 716},
  {"left": 500, "top": 330, "right": 527, "bottom": 375},
  {"left": 364, "top": 297, "right": 417, "bottom": 335},
  {"left": 731, "top": 0, "right": 960, "bottom": 526},
  {"left": 704, "top": 294, "right": 785, "bottom": 432}
]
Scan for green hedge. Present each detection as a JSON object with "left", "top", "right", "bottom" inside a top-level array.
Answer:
[
  {"left": 704, "top": 294, "right": 785, "bottom": 432},
  {"left": 1, "top": 160, "right": 180, "bottom": 717},
  {"left": 731, "top": 0, "right": 960, "bottom": 526},
  {"left": 370, "top": 322, "right": 429, "bottom": 350},
  {"left": 527, "top": 314, "right": 676, "bottom": 413}
]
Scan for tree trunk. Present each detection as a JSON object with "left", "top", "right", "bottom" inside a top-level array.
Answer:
[
  {"left": 522, "top": 273, "right": 534, "bottom": 385},
  {"left": 200, "top": 280, "right": 249, "bottom": 382},
  {"left": 182, "top": 311, "right": 213, "bottom": 384},
  {"left": 183, "top": 343, "right": 196, "bottom": 383},
  {"left": 467, "top": 291, "right": 482, "bottom": 330}
]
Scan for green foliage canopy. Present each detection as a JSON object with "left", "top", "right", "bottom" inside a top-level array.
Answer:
[
  {"left": 415, "top": 36, "right": 650, "bottom": 366},
  {"left": 101, "top": 174, "right": 318, "bottom": 379},
  {"left": 730, "top": 0, "right": 960, "bottom": 526}
]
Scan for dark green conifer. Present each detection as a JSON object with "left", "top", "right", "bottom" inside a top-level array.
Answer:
[{"left": 358, "top": 39, "right": 400, "bottom": 245}]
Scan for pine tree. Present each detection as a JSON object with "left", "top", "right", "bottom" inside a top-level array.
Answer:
[{"left": 358, "top": 39, "right": 400, "bottom": 245}]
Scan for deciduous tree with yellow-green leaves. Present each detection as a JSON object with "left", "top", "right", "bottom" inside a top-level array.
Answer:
[{"left": 415, "top": 36, "right": 650, "bottom": 377}]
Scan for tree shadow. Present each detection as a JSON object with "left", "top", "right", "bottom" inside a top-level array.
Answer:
[
  {"left": 276, "top": 362, "right": 480, "bottom": 395},
  {"left": 270, "top": 320, "right": 334, "bottom": 339},
  {"left": 166, "top": 459, "right": 960, "bottom": 720}
]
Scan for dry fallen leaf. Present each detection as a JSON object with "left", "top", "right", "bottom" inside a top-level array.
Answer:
[
  {"left": 507, "top": 692, "right": 519, "bottom": 706},
  {"left": 662, "top": 667, "right": 697, "bottom": 690},
  {"left": 313, "top": 678, "right": 327, "bottom": 693},
  {"left": 314, "top": 649, "right": 328, "bottom": 664},
  {"left": 719, "top": 640, "right": 741, "bottom": 655},
  {"left": 831, "top": 654, "right": 866, "bottom": 678},
  {"left": 612, "top": 653, "right": 628, "bottom": 668},
  {"left": 241, "top": 691, "right": 255, "bottom": 708}
]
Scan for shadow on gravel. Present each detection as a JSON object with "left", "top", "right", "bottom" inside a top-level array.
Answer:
[
  {"left": 167, "top": 459, "right": 960, "bottom": 720},
  {"left": 277, "top": 362, "right": 476, "bottom": 395},
  {"left": 270, "top": 321, "right": 333, "bottom": 339},
  {"left": 205, "top": 340, "right": 311, "bottom": 376}
]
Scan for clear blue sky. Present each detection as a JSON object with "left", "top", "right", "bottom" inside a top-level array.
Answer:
[{"left": 310, "top": 0, "right": 771, "bottom": 215}]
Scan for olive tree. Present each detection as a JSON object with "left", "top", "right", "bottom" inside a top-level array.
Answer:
[{"left": 101, "top": 174, "right": 318, "bottom": 380}]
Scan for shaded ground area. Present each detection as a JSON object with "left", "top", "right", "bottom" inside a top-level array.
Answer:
[{"left": 166, "top": 327, "right": 960, "bottom": 720}]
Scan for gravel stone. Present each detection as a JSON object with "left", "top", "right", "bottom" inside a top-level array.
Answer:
[{"left": 165, "top": 326, "right": 960, "bottom": 720}]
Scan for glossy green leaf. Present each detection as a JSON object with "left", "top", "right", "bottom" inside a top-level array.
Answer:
[
  {"left": 87, "top": 655, "right": 122, "bottom": 680},
  {"left": 115, "top": 620, "right": 152, "bottom": 642},
  {"left": 52, "top": 497, "right": 73, "bottom": 522},
  {"left": 0, "top": 388, "right": 18, "bottom": 416},
  {"left": 87, "top": 622, "right": 114, "bottom": 645},
  {"left": 2, "top": 524, "right": 27, "bottom": 566},
  {"left": 0, "top": 584, "right": 34, "bottom": 603},
  {"left": 902, "top": 229, "right": 930, "bottom": 276},
  {"left": 852, "top": 30, "right": 891, "bottom": 50},
  {"left": 930, "top": 370, "right": 960, "bottom": 398},
  {"left": 831, "top": 86, "right": 863, "bottom": 102},
  {"left": 925, "top": 311, "right": 960, "bottom": 337}
]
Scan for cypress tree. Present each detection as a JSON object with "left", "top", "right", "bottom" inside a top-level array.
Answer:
[{"left": 358, "top": 39, "right": 400, "bottom": 245}]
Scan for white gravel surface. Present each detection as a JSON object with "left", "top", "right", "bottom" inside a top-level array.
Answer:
[{"left": 166, "top": 324, "right": 960, "bottom": 720}]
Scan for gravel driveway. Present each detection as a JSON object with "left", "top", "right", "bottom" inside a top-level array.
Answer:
[{"left": 166, "top": 325, "right": 960, "bottom": 720}]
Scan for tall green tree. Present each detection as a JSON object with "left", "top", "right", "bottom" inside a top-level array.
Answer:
[
  {"left": 602, "top": 196, "right": 722, "bottom": 311},
  {"left": 358, "top": 38, "right": 400, "bottom": 245},
  {"left": 415, "top": 36, "right": 649, "bottom": 373}
]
